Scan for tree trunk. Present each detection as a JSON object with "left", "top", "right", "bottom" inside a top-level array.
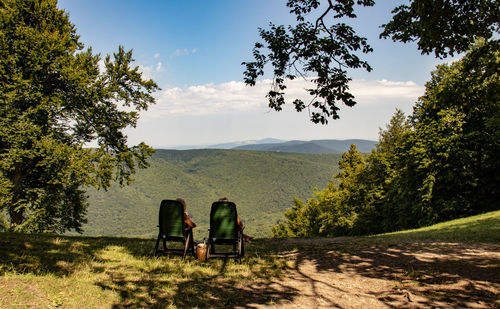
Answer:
[
  {"left": 8, "top": 205, "right": 24, "bottom": 227},
  {"left": 9, "top": 165, "right": 26, "bottom": 228}
]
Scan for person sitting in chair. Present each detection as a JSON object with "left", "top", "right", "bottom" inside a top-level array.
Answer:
[
  {"left": 176, "top": 198, "right": 196, "bottom": 228},
  {"left": 218, "top": 197, "right": 253, "bottom": 242}
]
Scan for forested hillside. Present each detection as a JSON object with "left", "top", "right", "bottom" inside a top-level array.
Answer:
[{"left": 82, "top": 149, "right": 341, "bottom": 238}]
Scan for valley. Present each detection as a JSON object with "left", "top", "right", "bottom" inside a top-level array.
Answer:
[{"left": 83, "top": 149, "right": 342, "bottom": 238}]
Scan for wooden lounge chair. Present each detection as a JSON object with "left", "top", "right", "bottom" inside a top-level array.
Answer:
[
  {"left": 206, "top": 201, "right": 244, "bottom": 262},
  {"left": 154, "top": 199, "right": 195, "bottom": 259}
]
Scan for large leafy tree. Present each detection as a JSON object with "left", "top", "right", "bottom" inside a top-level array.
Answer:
[
  {"left": 0, "top": 0, "right": 159, "bottom": 233},
  {"left": 244, "top": 0, "right": 499, "bottom": 123},
  {"left": 273, "top": 41, "right": 499, "bottom": 238},
  {"left": 391, "top": 40, "right": 500, "bottom": 226}
]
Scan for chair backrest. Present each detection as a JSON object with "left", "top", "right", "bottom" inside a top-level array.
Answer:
[
  {"left": 209, "top": 201, "right": 238, "bottom": 240},
  {"left": 158, "top": 200, "right": 185, "bottom": 237}
]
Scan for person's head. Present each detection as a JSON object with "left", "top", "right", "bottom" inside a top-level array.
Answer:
[
  {"left": 176, "top": 198, "right": 187, "bottom": 211},
  {"left": 218, "top": 197, "right": 228, "bottom": 202}
]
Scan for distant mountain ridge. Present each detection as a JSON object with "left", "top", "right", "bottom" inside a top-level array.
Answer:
[
  {"left": 208, "top": 138, "right": 285, "bottom": 150},
  {"left": 161, "top": 138, "right": 285, "bottom": 150},
  {"left": 233, "top": 139, "right": 376, "bottom": 154},
  {"left": 159, "top": 138, "right": 376, "bottom": 153}
]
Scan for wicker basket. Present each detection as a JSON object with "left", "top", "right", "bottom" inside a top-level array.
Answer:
[{"left": 196, "top": 240, "right": 207, "bottom": 261}]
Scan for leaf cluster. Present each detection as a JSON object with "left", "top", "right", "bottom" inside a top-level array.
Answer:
[
  {"left": 245, "top": 0, "right": 499, "bottom": 123},
  {"left": 380, "top": 0, "right": 500, "bottom": 58},
  {"left": 242, "top": 0, "right": 374, "bottom": 124}
]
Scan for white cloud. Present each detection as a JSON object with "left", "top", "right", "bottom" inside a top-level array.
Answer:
[
  {"left": 128, "top": 78, "right": 426, "bottom": 146},
  {"left": 145, "top": 78, "right": 424, "bottom": 118},
  {"left": 172, "top": 48, "right": 198, "bottom": 57},
  {"left": 154, "top": 53, "right": 160, "bottom": 59},
  {"left": 138, "top": 61, "right": 165, "bottom": 80},
  {"left": 138, "top": 65, "right": 154, "bottom": 80},
  {"left": 155, "top": 62, "right": 164, "bottom": 72},
  {"left": 350, "top": 79, "right": 424, "bottom": 101}
]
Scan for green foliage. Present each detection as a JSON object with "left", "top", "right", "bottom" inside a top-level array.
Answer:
[
  {"left": 245, "top": 0, "right": 499, "bottom": 122},
  {"left": 274, "top": 41, "right": 500, "bottom": 238},
  {"left": 390, "top": 40, "right": 500, "bottom": 227},
  {"left": 273, "top": 197, "right": 323, "bottom": 238},
  {"left": 274, "top": 144, "right": 368, "bottom": 237},
  {"left": 243, "top": 0, "right": 375, "bottom": 124},
  {"left": 0, "top": 0, "right": 158, "bottom": 233},
  {"left": 380, "top": 0, "right": 500, "bottom": 58},
  {"left": 82, "top": 149, "right": 341, "bottom": 238}
]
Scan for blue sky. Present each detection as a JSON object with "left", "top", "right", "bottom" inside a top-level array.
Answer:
[{"left": 58, "top": 0, "right": 455, "bottom": 148}]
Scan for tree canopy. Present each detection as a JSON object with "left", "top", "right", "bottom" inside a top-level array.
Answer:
[
  {"left": 273, "top": 41, "right": 499, "bottom": 238},
  {"left": 0, "top": 0, "right": 159, "bottom": 233},
  {"left": 243, "top": 0, "right": 499, "bottom": 123},
  {"left": 380, "top": 0, "right": 500, "bottom": 58}
]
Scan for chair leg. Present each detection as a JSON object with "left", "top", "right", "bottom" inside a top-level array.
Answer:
[
  {"left": 162, "top": 238, "right": 167, "bottom": 254},
  {"left": 239, "top": 233, "right": 245, "bottom": 262},
  {"left": 190, "top": 230, "right": 196, "bottom": 258},
  {"left": 182, "top": 232, "right": 191, "bottom": 260},
  {"left": 241, "top": 237, "right": 245, "bottom": 257},
  {"left": 154, "top": 235, "right": 161, "bottom": 256}
]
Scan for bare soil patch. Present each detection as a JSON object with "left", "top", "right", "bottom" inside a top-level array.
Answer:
[{"left": 241, "top": 238, "right": 500, "bottom": 308}]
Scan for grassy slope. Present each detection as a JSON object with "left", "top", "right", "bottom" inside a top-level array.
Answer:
[
  {"left": 1, "top": 211, "right": 498, "bottom": 308},
  {"left": 375, "top": 210, "right": 500, "bottom": 243},
  {"left": 0, "top": 211, "right": 500, "bottom": 308},
  {"left": 83, "top": 149, "right": 341, "bottom": 238},
  {"left": 0, "top": 233, "right": 289, "bottom": 308}
]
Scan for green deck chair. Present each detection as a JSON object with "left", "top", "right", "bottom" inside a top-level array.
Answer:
[
  {"left": 154, "top": 199, "right": 195, "bottom": 259},
  {"left": 206, "top": 201, "right": 244, "bottom": 262}
]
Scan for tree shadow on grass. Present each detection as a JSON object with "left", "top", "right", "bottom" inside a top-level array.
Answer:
[
  {"left": 2, "top": 233, "right": 499, "bottom": 308},
  {"left": 95, "top": 263, "right": 298, "bottom": 308},
  {"left": 94, "top": 252, "right": 299, "bottom": 308},
  {"left": 0, "top": 232, "right": 298, "bottom": 308},
  {"left": 0, "top": 232, "right": 154, "bottom": 276},
  {"left": 263, "top": 238, "right": 500, "bottom": 308}
]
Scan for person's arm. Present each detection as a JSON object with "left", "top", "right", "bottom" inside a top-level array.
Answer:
[
  {"left": 237, "top": 216, "right": 244, "bottom": 230},
  {"left": 184, "top": 213, "right": 196, "bottom": 228}
]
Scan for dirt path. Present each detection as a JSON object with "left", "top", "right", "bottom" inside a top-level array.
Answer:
[{"left": 239, "top": 239, "right": 500, "bottom": 308}]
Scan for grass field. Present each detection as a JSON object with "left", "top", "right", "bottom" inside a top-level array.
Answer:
[
  {"left": 375, "top": 210, "right": 500, "bottom": 243},
  {"left": 1, "top": 210, "right": 498, "bottom": 308},
  {"left": 0, "top": 234, "right": 290, "bottom": 308}
]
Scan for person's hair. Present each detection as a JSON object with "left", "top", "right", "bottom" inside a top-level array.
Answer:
[
  {"left": 218, "top": 197, "right": 228, "bottom": 202},
  {"left": 176, "top": 198, "right": 187, "bottom": 211}
]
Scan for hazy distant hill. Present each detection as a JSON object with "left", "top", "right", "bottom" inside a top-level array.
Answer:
[
  {"left": 233, "top": 139, "right": 376, "bottom": 154},
  {"left": 83, "top": 149, "right": 341, "bottom": 238},
  {"left": 161, "top": 138, "right": 286, "bottom": 150},
  {"left": 206, "top": 138, "right": 285, "bottom": 149}
]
